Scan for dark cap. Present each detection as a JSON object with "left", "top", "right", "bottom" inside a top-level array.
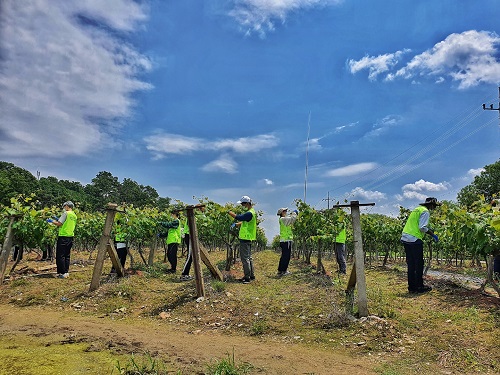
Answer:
[{"left": 420, "top": 197, "right": 441, "bottom": 207}]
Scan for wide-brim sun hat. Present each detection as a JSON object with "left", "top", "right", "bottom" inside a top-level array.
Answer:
[{"left": 237, "top": 196, "right": 252, "bottom": 204}]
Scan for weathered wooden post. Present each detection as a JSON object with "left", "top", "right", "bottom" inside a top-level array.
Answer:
[
  {"left": 89, "top": 203, "right": 124, "bottom": 292},
  {"left": 0, "top": 216, "right": 18, "bottom": 284},
  {"left": 185, "top": 204, "right": 223, "bottom": 282},
  {"left": 332, "top": 200, "right": 374, "bottom": 317},
  {"left": 186, "top": 205, "right": 205, "bottom": 297},
  {"left": 148, "top": 236, "right": 156, "bottom": 266}
]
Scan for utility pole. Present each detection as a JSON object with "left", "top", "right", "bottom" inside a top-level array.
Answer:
[
  {"left": 322, "top": 191, "right": 333, "bottom": 210},
  {"left": 482, "top": 87, "right": 500, "bottom": 119}
]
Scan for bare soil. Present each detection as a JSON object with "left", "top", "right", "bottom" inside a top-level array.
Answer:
[
  {"left": 0, "top": 304, "right": 376, "bottom": 375},
  {"left": 1, "top": 250, "right": 499, "bottom": 374}
]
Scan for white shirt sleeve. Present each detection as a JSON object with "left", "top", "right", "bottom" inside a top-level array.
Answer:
[{"left": 58, "top": 211, "right": 68, "bottom": 224}]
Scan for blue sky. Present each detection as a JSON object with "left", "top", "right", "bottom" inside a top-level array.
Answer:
[{"left": 1, "top": 0, "right": 499, "bottom": 240}]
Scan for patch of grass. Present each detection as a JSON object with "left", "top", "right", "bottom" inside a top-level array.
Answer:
[
  {"left": 12, "top": 294, "right": 46, "bottom": 307},
  {"left": 131, "top": 262, "right": 170, "bottom": 279},
  {"left": 206, "top": 349, "right": 253, "bottom": 375},
  {"left": 110, "top": 280, "right": 138, "bottom": 300},
  {"left": 210, "top": 280, "right": 226, "bottom": 293},
  {"left": 10, "top": 278, "right": 28, "bottom": 287},
  {"left": 113, "top": 352, "right": 177, "bottom": 375},
  {"left": 249, "top": 317, "right": 268, "bottom": 336}
]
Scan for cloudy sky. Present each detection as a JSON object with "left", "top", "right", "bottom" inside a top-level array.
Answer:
[{"left": 1, "top": 0, "right": 499, "bottom": 240}]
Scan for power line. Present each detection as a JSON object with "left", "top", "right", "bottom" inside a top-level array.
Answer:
[{"left": 329, "top": 93, "right": 496, "bottom": 198}]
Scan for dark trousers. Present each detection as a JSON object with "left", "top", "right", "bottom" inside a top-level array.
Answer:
[
  {"left": 402, "top": 240, "right": 424, "bottom": 292},
  {"left": 110, "top": 244, "right": 128, "bottom": 273},
  {"left": 334, "top": 242, "right": 347, "bottom": 274},
  {"left": 278, "top": 241, "right": 292, "bottom": 272},
  {"left": 167, "top": 242, "right": 178, "bottom": 271},
  {"left": 494, "top": 255, "right": 500, "bottom": 277},
  {"left": 181, "top": 234, "right": 192, "bottom": 276},
  {"left": 56, "top": 236, "right": 73, "bottom": 274},
  {"left": 42, "top": 244, "right": 53, "bottom": 260},
  {"left": 12, "top": 245, "right": 22, "bottom": 261}
]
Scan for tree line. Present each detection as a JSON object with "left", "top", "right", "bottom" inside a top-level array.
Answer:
[{"left": 0, "top": 161, "right": 172, "bottom": 211}]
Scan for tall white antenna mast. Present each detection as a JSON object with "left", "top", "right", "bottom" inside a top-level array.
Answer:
[{"left": 304, "top": 111, "right": 311, "bottom": 203}]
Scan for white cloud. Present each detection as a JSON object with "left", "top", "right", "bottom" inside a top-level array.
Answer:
[
  {"left": 352, "top": 30, "right": 500, "bottom": 89},
  {"left": 202, "top": 155, "right": 238, "bottom": 174},
  {"left": 263, "top": 178, "right": 274, "bottom": 185},
  {"left": 0, "top": 0, "right": 152, "bottom": 159},
  {"left": 402, "top": 190, "right": 427, "bottom": 201},
  {"left": 212, "top": 134, "right": 278, "bottom": 152},
  {"left": 144, "top": 134, "right": 205, "bottom": 159},
  {"left": 349, "top": 187, "right": 386, "bottom": 200},
  {"left": 402, "top": 179, "right": 449, "bottom": 192},
  {"left": 361, "top": 115, "right": 403, "bottom": 139},
  {"left": 229, "top": 0, "right": 342, "bottom": 37},
  {"left": 467, "top": 168, "right": 484, "bottom": 177},
  {"left": 401, "top": 179, "right": 449, "bottom": 201},
  {"left": 348, "top": 49, "right": 411, "bottom": 81},
  {"left": 396, "top": 30, "right": 500, "bottom": 89},
  {"left": 144, "top": 133, "right": 279, "bottom": 160},
  {"left": 325, "top": 162, "right": 377, "bottom": 177}
]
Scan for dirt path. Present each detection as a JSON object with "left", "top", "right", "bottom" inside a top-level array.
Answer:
[{"left": 0, "top": 305, "right": 378, "bottom": 374}]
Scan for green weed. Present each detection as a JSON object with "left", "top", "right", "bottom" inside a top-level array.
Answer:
[
  {"left": 206, "top": 349, "right": 252, "bottom": 375},
  {"left": 249, "top": 318, "right": 268, "bottom": 336},
  {"left": 113, "top": 352, "right": 177, "bottom": 375},
  {"left": 210, "top": 280, "right": 226, "bottom": 293}
]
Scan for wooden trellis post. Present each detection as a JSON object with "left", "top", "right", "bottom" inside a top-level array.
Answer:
[
  {"left": 331, "top": 200, "right": 375, "bottom": 317},
  {"left": 0, "top": 215, "right": 20, "bottom": 284},
  {"left": 89, "top": 203, "right": 124, "bottom": 292}
]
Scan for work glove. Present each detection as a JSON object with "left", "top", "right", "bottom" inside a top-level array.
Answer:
[
  {"left": 293, "top": 210, "right": 298, "bottom": 214},
  {"left": 51, "top": 215, "right": 59, "bottom": 221},
  {"left": 230, "top": 223, "right": 236, "bottom": 229},
  {"left": 431, "top": 234, "right": 439, "bottom": 242},
  {"left": 46, "top": 219, "right": 53, "bottom": 223}
]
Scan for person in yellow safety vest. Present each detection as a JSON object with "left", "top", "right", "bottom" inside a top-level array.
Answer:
[
  {"left": 158, "top": 211, "right": 181, "bottom": 274},
  {"left": 111, "top": 219, "right": 128, "bottom": 274},
  {"left": 400, "top": 197, "right": 440, "bottom": 294},
  {"left": 334, "top": 225, "right": 347, "bottom": 275},
  {"left": 228, "top": 195, "right": 257, "bottom": 284},
  {"left": 276, "top": 207, "right": 298, "bottom": 277},
  {"left": 46, "top": 201, "right": 77, "bottom": 279},
  {"left": 491, "top": 199, "right": 500, "bottom": 279}
]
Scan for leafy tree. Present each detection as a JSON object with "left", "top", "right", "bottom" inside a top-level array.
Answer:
[
  {"left": 84, "top": 171, "right": 121, "bottom": 209},
  {"left": 458, "top": 159, "right": 500, "bottom": 207},
  {"left": 119, "top": 178, "right": 160, "bottom": 208},
  {"left": 0, "top": 162, "right": 38, "bottom": 206}
]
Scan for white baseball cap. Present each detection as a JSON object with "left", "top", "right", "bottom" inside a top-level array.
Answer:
[{"left": 237, "top": 196, "right": 252, "bottom": 204}]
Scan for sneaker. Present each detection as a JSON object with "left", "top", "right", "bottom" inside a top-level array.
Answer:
[
  {"left": 250, "top": 275, "right": 255, "bottom": 280},
  {"left": 57, "top": 274, "right": 67, "bottom": 279},
  {"left": 166, "top": 269, "right": 176, "bottom": 274},
  {"left": 239, "top": 277, "right": 250, "bottom": 284},
  {"left": 180, "top": 275, "right": 193, "bottom": 281}
]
